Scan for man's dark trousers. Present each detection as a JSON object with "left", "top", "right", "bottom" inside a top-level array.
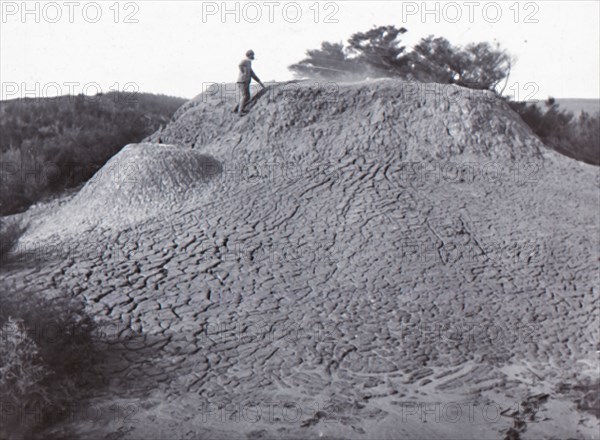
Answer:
[{"left": 237, "top": 82, "right": 251, "bottom": 114}]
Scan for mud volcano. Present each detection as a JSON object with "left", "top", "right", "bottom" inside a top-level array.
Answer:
[
  {"left": 9, "top": 79, "right": 599, "bottom": 439},
  {"left": 25, "top": 143, "right": 221, "bottom": 235}
]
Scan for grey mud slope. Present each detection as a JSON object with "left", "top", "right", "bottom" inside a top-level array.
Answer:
[{"left": 5, "top": 80, "right": 599, "bottom": 439}]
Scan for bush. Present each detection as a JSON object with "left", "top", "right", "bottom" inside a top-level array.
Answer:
[
  {"left": 509, "top": 98, "right": 600, "bottom": 165},
  {"left": 0, "top": 289, "right": 98, "bottom": 439},
  {"left": 0, "top": 219, "right": 25, "bottom": 264},
  {"left": 0, "top": 318, "right": 52, "bottom": 438}
]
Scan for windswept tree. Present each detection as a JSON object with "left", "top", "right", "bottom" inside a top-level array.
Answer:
[
  {"left": 346, "top": 25, "right": 410, "bottom": 77},
  {"left": 409, "top": 36, "right": 467, "bottom": 84},
  {"left": 289, "top": 26, "right": 410, "bottom": 80},
  {"left": 288, "top": 42, "right": 363, "bottom": 80},
  {"left": 462, "top": 41, "right": 513, "bottom": 91},
  {"left": 405, "top": 36, "right": 512, "bottom": 90},
  {"left": 289, "top": 26, "right": 513, "bottom": 93}
]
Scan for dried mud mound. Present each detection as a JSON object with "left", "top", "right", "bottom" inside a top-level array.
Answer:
[
  {"left": 9, "top": 79, "right": 599, "bottom": 439},
  {"left": 25, "top": 79, "right": 554, "bottom": 240},
  {"left": 24, "top": 143, "right": 221, "bottom": 236},
  {"left": 149, "top": 79, "right": 548, "bottom": 163}
]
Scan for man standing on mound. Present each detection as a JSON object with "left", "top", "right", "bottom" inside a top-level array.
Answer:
[{"left": 237, "top": 49, "right": 265, "bottom": 116}]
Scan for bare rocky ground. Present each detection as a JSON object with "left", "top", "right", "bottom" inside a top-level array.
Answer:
[{"left": 2, "top": 79, "right": 599, "bottom": 439}]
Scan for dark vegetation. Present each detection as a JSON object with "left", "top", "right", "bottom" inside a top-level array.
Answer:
[
  {"left": 290, "top": 25, "right": 599, "bottom": 165},
  {"left": 0, "top": 91, "right": 186, "bottom": 215},
  {"left": 0, "top": 219, "right": 24, "bottom": 263},
  {"left": 0, "top": 289, "right": 99, "bottom": 439},
  {"left": 508, "top": 98, "right": 599, "bottom": 165},
  {"left": 290, "top": 25, "right": 512, "bottom": 90}
]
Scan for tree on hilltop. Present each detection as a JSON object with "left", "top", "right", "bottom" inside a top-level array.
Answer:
[{"left": 289, "top": 25, "right": 513, "bottom": 92}]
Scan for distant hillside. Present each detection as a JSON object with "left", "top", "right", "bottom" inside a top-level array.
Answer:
[
  {"left": 0, "top": 92, "right": 186, "bottom": 215},
  {"left": 529, "top": 98, "right": 600, "bottom": 115},
  {"left": 555, "top": 98, "right": 600, "bottom": 115}
]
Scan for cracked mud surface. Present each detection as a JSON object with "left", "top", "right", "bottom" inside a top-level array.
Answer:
[{"left": 3, "top": 80, "right": 599, "bottom": 439}]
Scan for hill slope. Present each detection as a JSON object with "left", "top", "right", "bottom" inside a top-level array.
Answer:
[
  {"left": 6, "top": 79, "right": 599, "bottom": 439},
  {"left": 0, "top": 92, "right": 186, "bottom": 215}
]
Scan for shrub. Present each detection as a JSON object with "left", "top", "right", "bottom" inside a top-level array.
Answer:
[
  {"left": 0, "top": 219, "right": 25, "bottom": 264},
  {"left": 0, "top": 318, "right": 52, "bottom": 438},
  {"left": 509, "top": 98, "right": 600, "bottom": 165},
  {"left": 0, "top": 289, "right": 98, "bottom": 439}
]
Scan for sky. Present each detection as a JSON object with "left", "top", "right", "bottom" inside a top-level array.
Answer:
[{"left": 1, "top": 1, "right": 599, "bottom": 100}]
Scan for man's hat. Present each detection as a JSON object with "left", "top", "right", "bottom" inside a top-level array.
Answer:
[{"left": 246, "top": 49, "right": 255, "bottom": 58}]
